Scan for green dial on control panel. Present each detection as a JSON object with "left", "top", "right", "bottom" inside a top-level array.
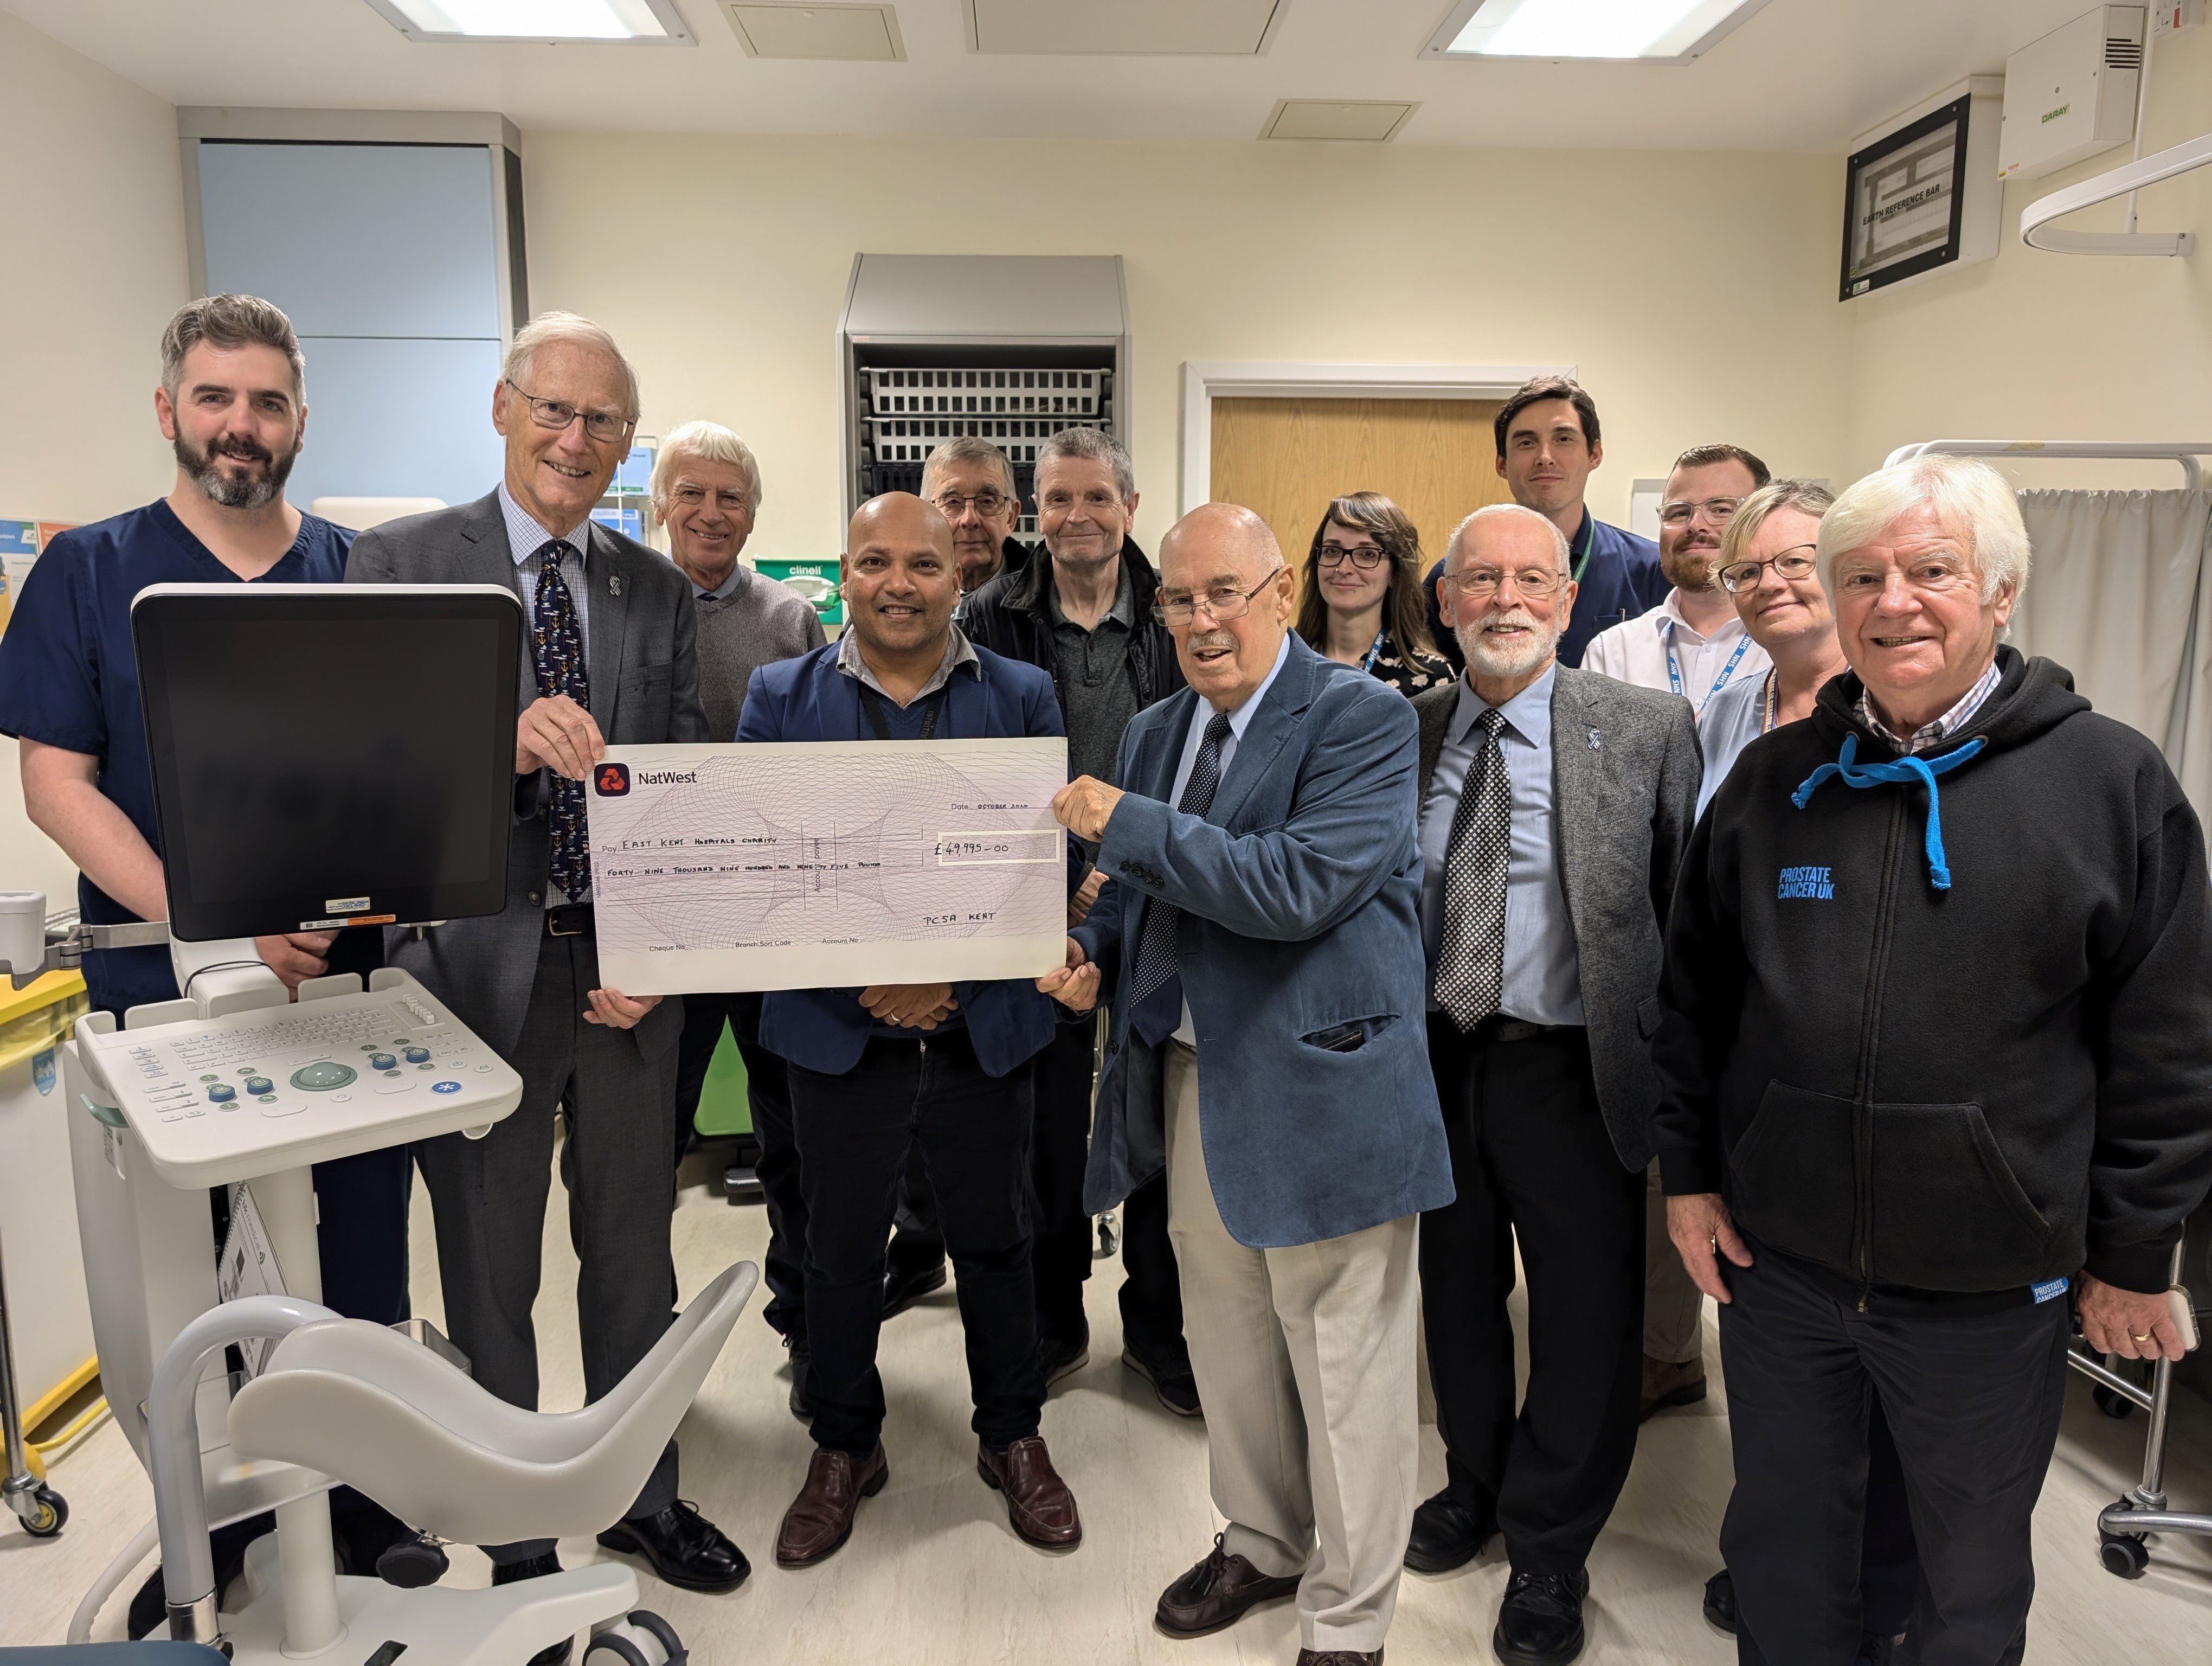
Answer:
[{"left": 291, "top": 1061, "right": 357, "bottom": 1092}]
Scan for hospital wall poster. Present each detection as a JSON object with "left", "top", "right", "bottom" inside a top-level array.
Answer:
[{"left": 755, "top": 558, "right": 844, "bottom": 628}]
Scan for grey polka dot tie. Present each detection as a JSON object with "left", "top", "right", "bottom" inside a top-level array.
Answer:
[
  {"left": 1131, "top": 710, "right": 1234, "bottom": 1008},
  {"left": 1433, "top": 707, "right": 1511, "bottom": 1031}
]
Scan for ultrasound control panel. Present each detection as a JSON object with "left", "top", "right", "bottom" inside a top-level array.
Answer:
[{"left": 79, "top": 971, "right": 523, "bottom": 1187}]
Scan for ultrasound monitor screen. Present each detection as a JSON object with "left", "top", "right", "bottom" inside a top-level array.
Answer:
[{"left": 133, "top": 585, "right": 523, "bottom": 940}]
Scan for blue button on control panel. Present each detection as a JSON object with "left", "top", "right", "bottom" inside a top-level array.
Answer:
[
  {"left": 243, "top": 1077, "right": 273, "bottom": 1097},
  {"left": 432, "top": 1081, "right": 462, "bottom": 1094},
  {"left": 207, "top": 1084, "right": 235, "bottom": 1103},
  {"left": 369, "top": 1053, "right": 397, "bottom": 1072},
  {"left": 404, "top": 1047, "right": 431, "bottom": 1064}
]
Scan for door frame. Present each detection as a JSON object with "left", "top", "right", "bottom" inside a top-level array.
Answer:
[{"left": 1178, "top": 360, "right": 1576, "bottom": 515}]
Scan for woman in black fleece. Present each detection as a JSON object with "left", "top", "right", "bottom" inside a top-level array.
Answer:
[{"left": 1652, "top": 454, "right": 2212, "bottom": 1666}]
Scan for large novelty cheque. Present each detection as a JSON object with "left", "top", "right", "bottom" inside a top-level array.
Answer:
[{"left": 585, "top": 739, "right": 1069, "bottom": 994}]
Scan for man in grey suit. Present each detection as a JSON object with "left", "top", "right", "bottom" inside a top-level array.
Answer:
[
  {"left": 345, "top": 313, "right": 748, "bottom": 1631},
  {"left": 1407, "top": 503, "right": 1701, "bottom": 1666},
  {"left": 1043, "top": 503, "right": 1451, "bottom": 1666}
]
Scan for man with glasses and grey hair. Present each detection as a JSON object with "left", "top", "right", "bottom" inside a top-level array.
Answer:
[
  {"left": 1657, "top": 453, "right": 2212, "bottom": 1664},
  {"left": 1580, "top": 443, "right": 1774, "bottom": 1427},
  {"left": 348, "top": 313, "right": 749, "bottom": 1643},
  {"left": 648, "top": 420, "right": 824, "bottom": 1411},
  {"left": 899, "top": 426, "right": 1200, "bottom": 1417},
  {"left": 1041, "top": 502, "right": 1449, "bottom": 1665},
  {"left": 1410, "top": 503, "right": 1700, "bottom": 1665},
  {"left": 923, "top": 433, "right": 1029, "bottom": 594}
]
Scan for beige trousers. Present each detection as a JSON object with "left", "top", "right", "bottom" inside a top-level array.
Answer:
[
  {"left": 1163, "top": 1040, "right": 1421, "bottom": 1652},
  {"left": 1645, "top": 1159, "right": 1706, "bottom": 1364}
]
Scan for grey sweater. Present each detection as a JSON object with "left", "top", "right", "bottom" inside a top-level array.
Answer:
[{"left": 691, "top": 566, "right": 827, "bottom": 740}]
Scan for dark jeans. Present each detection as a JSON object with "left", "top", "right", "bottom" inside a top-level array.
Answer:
[
  {"left": 790, "top": 1029, "right": 1045, "bottom": 1454},
  {"left": 1720, "top": 1244, "right": 2069, "bottom": 1666},
  {"left": 1421, "top": 1014, "right": 1644, "bottom": 1575},
  {"left": 892, "top": 1017, "right": 1181, "bottom": 1354},
  {"left": 677, "top": 990, "right": 806, "bottom": 1345}
]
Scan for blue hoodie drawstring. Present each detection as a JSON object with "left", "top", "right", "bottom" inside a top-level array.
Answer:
[{"left": 1791, "top": 733, "right": 1987, "bottom": 890}]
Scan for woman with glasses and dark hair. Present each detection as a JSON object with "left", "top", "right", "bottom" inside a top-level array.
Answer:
[{"left": 1295, "top": 491, "right": 1452, "bottom": 696}]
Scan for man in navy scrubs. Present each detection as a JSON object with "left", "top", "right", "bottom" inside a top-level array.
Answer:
[
  {"left": 1424, "top": 376, "right": 1668, "bottom": 671},
  {"left": 0, "top": 295, "right": 410, "bottom": 1610}
]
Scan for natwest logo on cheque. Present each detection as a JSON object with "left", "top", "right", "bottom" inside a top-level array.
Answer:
[
  {"left": 594, "top": 763, "right": 698, "bottom": 795},
  {"left": 635, "top": 768, "right": 699, "bottom": 785}
]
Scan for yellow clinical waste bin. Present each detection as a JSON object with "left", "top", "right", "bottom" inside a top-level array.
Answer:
[{"left": 0, "top": 971, "right": 95, "bottom": 1431}]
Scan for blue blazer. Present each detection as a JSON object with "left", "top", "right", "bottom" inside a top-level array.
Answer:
[
  {"left": 736, "top": 640, "right": 1065, "bottom": 1079},
  {"left": 1073, "top": 635, "right": 1454, "bottom": 1248}
]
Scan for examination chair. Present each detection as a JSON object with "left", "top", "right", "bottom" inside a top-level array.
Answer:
[{"left": 146, "top": 1260, "right": 757, "bottom": 1665}]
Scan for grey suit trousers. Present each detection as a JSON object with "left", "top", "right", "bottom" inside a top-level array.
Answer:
[{"left": 416, "top": 926, "right": 682, "bottom": 1564}]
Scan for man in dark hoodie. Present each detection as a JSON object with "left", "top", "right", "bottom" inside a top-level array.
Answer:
[{"left": 1653, "top": 453, "right": 2212, "bottom": 1666}]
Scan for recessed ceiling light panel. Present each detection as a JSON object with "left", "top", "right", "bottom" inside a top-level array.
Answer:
[
  {"left": 362, "top": 0, "right": 695, "bottom": 44},
  {"left": 1422, "top": 0, "right": 1771, "bottom": 64}
]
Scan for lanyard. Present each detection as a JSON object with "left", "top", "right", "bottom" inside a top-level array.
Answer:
[
  {"left": 1571, "top": 514, "right": 1595, "bottom": 584},
  {"left": 1760, "top": 668, "right": 1780, "bottom": 734},
  {"left": 1360, "top": 630, "right": 1387, "bottom": 674},
  {"left": 857, "top": 681, "right": 948, "bottom": 741},
  {"left": 1664, "top": 618, "right": 1752, "bottom": 710}
]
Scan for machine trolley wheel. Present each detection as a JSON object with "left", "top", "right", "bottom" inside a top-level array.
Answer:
[
  {"left": 17, "top": 1483, "right": 67, "bottom": 1537},
  {"left": 2094, "top": 1383, "right": 2138, "bottom": 1420},
  {"left": 2098, "top": 1531, "right": 2150, "bottom": 1580},
  {"left": 584, "top": 1609, "right": 686, "bottom": 1666}
]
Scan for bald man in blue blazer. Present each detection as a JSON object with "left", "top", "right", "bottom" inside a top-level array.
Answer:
[{"left": 1044, "top": 503, "right": 1450, "bottom": 1666}]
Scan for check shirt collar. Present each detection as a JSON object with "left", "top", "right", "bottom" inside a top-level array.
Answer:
[
  {"left": 1856, "top": 656, "right": 2003, "bottom": 754},
  {"left": 835, "top": 623, "right": 981, "bottom": 703},
  {"left": 498, "top": 482, "right": 591, "bottom": 567}
]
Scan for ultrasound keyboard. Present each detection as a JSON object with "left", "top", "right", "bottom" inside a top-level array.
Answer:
[{"left": 79, "top": 971, "right": 523, "bottom": 1187}]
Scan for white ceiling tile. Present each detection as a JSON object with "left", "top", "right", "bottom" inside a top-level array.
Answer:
[
  {"left": 969, "top": 0, "right": 1285, "bottom": 56},
  {"left": 1263, "top": 98, "right": 1417, "bottom": 140}
]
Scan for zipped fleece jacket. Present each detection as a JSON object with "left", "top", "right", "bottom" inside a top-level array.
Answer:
[{"left": 1654, "top": 648, "right": 2212, "bottom": 1305}]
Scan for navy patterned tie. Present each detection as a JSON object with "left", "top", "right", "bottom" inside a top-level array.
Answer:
[
  {"left": 1433, "top": 707, "right": 1512, "bottom": 1030},
  {"left": 531, "top": 541, "right": 592, "bottom": 902},
  {"left": 1130, "top": 710, "right": 1234, "bottom": 1027}
]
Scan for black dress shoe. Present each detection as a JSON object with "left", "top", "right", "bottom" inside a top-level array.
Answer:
[
  {"left": 1702, "top": 1568, "right": 1737, "bottom": 1634},
  {"left": 493, "top": 1552, "right": 574, "bottom": 1666},
  {"left": 598, "top": 1499, "right": 751, "bottom": 1593},
  {"left": 1040, "top": 1323, "right": 1090, "bottom": 1389},
  {"left": 882, "top": 1257, "right": 948, "bottom": 1319},
  {"left": 1122, "top": 1342, "right": 1201, "bottom": 1416},
  {"left": 1494, "top": 1568, "right": 1589, "bottom": 1666},
  {"left": 1403, "top": 1490, "right": 1495, "bottom": 1573}
]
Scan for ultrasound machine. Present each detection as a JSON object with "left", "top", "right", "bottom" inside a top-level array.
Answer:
[{"left": 9, "top": 585, "right": 753, "bottom": 1665}]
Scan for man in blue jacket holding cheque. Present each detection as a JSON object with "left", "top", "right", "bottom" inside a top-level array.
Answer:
[
  {"left": 736, "top": 492, "right": 1083, "bottom": 1568},
  {"left": 1043, "top": 502, "right": 1451, "bottom": 1666}
]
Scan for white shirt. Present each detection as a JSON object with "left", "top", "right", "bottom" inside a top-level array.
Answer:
[
  {"left": 1580, "top": 589, "right": 1769, "bottom": 718},
  {"left": 1166, "top": 634, "right": 1290, "bottom": 1044}
]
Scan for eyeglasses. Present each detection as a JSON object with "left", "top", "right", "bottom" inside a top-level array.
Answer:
[
  {"left": 1444, "top": 566, "right": 1565, "bottom": 599},
  {"left": 1718, "top": 545, "right": 1818, "bottom": 594},
  {"left": 934, "top": 490, "right": 1011, "bottom": 520},
  {"left": 504, "top": 380, "right": 634, "bottom": 445},
  {"left": 1658, "top": 496, "right": 1745, "bottom": 528},
  {"left": 1317, "top": 544, "right": 1387, "bottom": 570},
  {"left": 1153, "top": 570, "right": 1282, "bottom": 626}
]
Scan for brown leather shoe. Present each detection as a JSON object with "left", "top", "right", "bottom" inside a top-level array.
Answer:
[
  {"left": 1296, "top": 1650, "right": 1383, "bottom": 1664},
  {"left": 774, "top": 1443, "right": 889, "bottom": 1568},
  {"left": 977, "top": 1435, "right": 1083, "bottom": 1549},
  {"left": 1155, "top": 1532, "right": 1302, "bottom": 1638},
  {"left": 1639, "top": 1353, "right": 1708, "bottom": 1421}
]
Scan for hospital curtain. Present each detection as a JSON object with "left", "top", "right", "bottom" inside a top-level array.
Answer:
[{"left": 2011, "top": 489, "right": 2212, "bottom": 813}]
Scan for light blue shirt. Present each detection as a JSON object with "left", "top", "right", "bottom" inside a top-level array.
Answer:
[
  {"left": 499, "top": 482, "right": 593, "bottom": 648},
  {"left": 1418, "top": 664, "right": 1584, "bottom": 1026},
  {"left": 1697, "top": 669, "right": 1770, "bottom": 819},
  {"left": 1166, "top": 632, "right": 1291, "bottom": 1043},
  {"left": 691, "top": 563, "right": 748, "bottom": 603}
]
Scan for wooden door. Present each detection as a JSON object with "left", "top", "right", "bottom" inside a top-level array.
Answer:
[{"left": 1208, "top": 398, "right": 1511, "bottom": 592}]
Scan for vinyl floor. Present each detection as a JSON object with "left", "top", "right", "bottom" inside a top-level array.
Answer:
[{"left": 4, "top": 1150, "right": 2209, "bottom": 1664}]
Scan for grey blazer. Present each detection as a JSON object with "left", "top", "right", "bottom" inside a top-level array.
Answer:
[
  {"left": 1413, "top": 664, "right": 1702, "bottom": 1171},
  {"left": 344, "top": 490, "right": 710, "bottom": 1060}
]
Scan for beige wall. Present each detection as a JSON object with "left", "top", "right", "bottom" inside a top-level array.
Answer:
[
  {"left": 0, "top": 12, "right": 189, "bottom": 911},
  {"left": 1847, "top": 24, "right": 2212, "bottom": 490},
  {"left": 520, "top": 131, "right": 1855, "bottom": 562}
]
